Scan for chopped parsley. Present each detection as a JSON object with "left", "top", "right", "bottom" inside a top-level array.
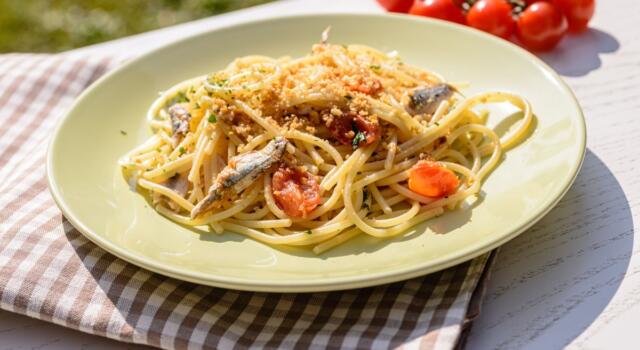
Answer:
[
  {"left": 208, "top": 114, "right": 218, "bottom": 123},
  {"left": 194, "top": 102, "right": 200, "bottom": 109},
  {"left": 352, "top": 130, "right": 366, "bottom": 150},
  {"left": 176, "top": 91, "right": 189, "bottom": 103},
  {"left": 178, "top": 146, "right": 185, "bottom": 155},
  {"left": 369, "top": 64, "right": 381, "bottom": 70},
  {"left": 345, "top": 94, "right": 353, "bottom": 101},
  {"left": 306, "top": 229, "right": 312, "bottom": 235},
  {"left": 351, "top": 121, "right": 366, "bottom": 150},
  {"left": 362, "top": 188, "right": 370, "bottom": 211},
  {"left": 119, "top": 130, "right": 127, "bottom": 135}
]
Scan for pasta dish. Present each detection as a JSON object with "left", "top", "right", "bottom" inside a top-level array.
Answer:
[{"left": 120, "top": 31, "right": 533, "bottom": 254}]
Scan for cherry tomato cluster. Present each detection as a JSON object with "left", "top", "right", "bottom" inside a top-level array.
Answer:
[{"left": 377, "top": 0, "right": 595, "bottom": 51}]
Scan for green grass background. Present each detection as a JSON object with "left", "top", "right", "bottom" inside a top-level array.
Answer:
[{"left": 0, "top": 0, "right": 275, "bottom": 53}]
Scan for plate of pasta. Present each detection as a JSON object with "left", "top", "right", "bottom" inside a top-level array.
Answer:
[{"left": 47, "top": 14, "right": 585, "bottom": 292}]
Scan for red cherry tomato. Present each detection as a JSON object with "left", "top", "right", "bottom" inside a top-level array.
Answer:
[
  {"left": 551, "top": 0, "right": 594, "bottom": 32},
  {"left": 377, "top": 0, "right": 414, "bottom": 13},
  {"left": 272, "top": 165, "right": 321, "bottom": 218},
  {"left": 408, "top": 161, "right": 459, "bottom": 198},
  {"left": 517, "top": 2, "right": 568, "bottom": 51},
  {"left": 408, "top": 0, "right": 466, "bottom": 25},
  {"left": 466, "top": 0, "right": 516, "bottom": 39}
]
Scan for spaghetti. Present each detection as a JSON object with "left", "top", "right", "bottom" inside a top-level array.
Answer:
[{"left": 120, "top": 34, "right": 533, "bottom": 254}]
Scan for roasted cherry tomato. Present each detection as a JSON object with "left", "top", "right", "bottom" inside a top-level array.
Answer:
[
  {"left": 466, "top": 0, "right": 516, "bottom": 39},
  {"left": 551, "top": 0, "right": 594, "bottom": 32},
  {"left": 377, "top": 0, "right": 414, "bottom": 13},
  {"left": 326, "top": 112, "right": 380, "bottom": 148},
  {"left": 408, "top": 0, "right": 466, "bottom": 25},
  {"left": 408, "top": 161, "right": 459, "bottom": 198},
  {"left": 353, "top": 115, "right": 381, "bottom": 147},
  {"left": 517, "top": 1, "right": 568, "bottom": 51},
  {"left": 272, "top": 165, "right": 321, "bottom": 218}
]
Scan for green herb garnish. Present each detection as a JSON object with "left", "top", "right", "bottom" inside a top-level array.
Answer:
[
  {"left": 120, "top": 130, "right": 127, "bottom": 135},
  {"left": 369, "top": 64, "right": 381, "bottom": 70},
  {"left": 345, "top": 94, "right": 353, "bottom": 101},
  {"left": 362, "top": 188, "right": 370, "bottom": 211},
  {"left": 352, "top": 131, "right": 366, "bottom": 150},
  {"left": 208, "top": 114, "right": 217, "bottom": 123},
  {"left": 306, "top": 229, "right": 312, "bottom": 235},
  {"left": 176, "top": 92, "right": 188, "bottom": 103},
  {"left": 179, "top": 146, "right": 185, "bottom": 155}
]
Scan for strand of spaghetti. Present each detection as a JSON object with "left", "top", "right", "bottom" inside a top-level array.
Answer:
[
  {"left": 149, "top": 120, "right": 171, "bottom": 132},
  {"left": 283, "top": 130, "right": 343, "bottom": 166},
  {"left": 227, "top": 141, "right": 236, "bottom": 158},
  {"left": 385, "top": 131, "right": 397, "bottom": 170},
  {"left": 119, "top": 135, "right": 162, "bottom": 165},
  {"left": 142, "top": 154, "right": 193, "bottom": 182},
  {"left": 467, "top": 136, "right": 481, "bottom": 174},
  {"left": 218, "top": 221, "right": 343, "bottom": 246},
  {"left": 138, "top": 178, "right": 194, "bottom": 212},
  {"left": 343, "top": 143, "right": 395, "bottom": 237},
  {"left": 205, "top": 128, "right": 221, "bottom": 156},
  {"left": 353, "top": 157, "right": 417, "bottom": 189},
  {"left": 363, "top": 201, "right": 420, "bottom": 228},
  {"left": 170, "top": 185, "right": 260, "bottom": 226},
  {"left": 291, "top": 175, "right": 347, "bottom": 222},
  {"left": 188, "top": 185, "right": 204, "bottom": 203},
  {"left": 224, "top": 218, "right": 292, "bottom": 229},
  {"left": 312, "top": 227, "right": 362, "bottom": 255},
  {"left": 368, "top": 98, "right": 415, "bottom": 137},
  {"left": 394, "top": 93, "right": 504, "bottom": 160},
  {"left": 370, "top": 194, "right": 406, "bottom": 212},
  {"left": 438, "top": 149, "right": 470, "bottom": 168},
  {"left": 430, "top": 100, "right": 450, "bottom": 126},
  {"left": 320, "top": 147, "right": 361, "bottom": 191},
  {"left": 215, "top": 121, "right": 243, "bottom": 147},
  {"left": 447, "top": 124, "right": 502, "bottom": 181},
  {"left": 146, "top": 75, "right": 205, "bottom": 123},
  {"left": 303, "top": 142, "right": 325, "bottom": 166},
  {"left": 368, "top": 184, "right": 392, "bottom": 214},
  {"left": 234, "top": 205, "right": 270, "bottom": 220},
  {"left": 168, "top": 134, "right": 195, "bottom": 160},
  {"left": 375, "top": 170, "right": 410, "bottom": 187},
  {"left": 188, "top": 127, "right": 211, "bottom": 187},
  {"left": 203, "top": 154, "right": 213, "bottom": 194},
  {"left": 264, "top": 173, "right": 289, "bottom": 219},
  {"left": 234, "top": 99, "right": 281, "bottom": 136},
  {"left": 210, "top": 222, "right": 224, "bottom": 234},
  {"left": 390, "top": 184, "right": 437, "bottom": 204},
  {"left": 489, "top": 92, "right": 533, "bottom": 149},
  {"left": 131, "top": 150, "right": 159, "bottom": 163},
  {"left": 238, "top": 134, "right": 268, "bottom": 153}
]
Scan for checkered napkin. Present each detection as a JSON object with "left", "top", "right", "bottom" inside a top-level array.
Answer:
[{"left": 0, "top": 53, "right": 494, "bottom": 350}]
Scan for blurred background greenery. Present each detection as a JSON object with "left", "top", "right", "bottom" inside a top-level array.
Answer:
[{"left": 0, "top": 0, "right": 276, "bottom": 53}]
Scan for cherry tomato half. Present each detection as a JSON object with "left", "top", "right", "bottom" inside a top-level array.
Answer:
[
  {"left": 408, "top": 161, "right": 459, "bottom": 198},
  {"left": 272, "top": 165, "right": 321, "bottom": 218},
  {"left": 377, "top": 0, "right": 414, "bottom": 13},
  {"left": 466, "top": 0, "right": 516, "bottom": 39},
  {"left": 552, "top": 0, "right": 594, "bottom": 33},
  {"left": 409, "top": 0, "right": 466, "bottom": 25},
  {"left": 517, "top": 1, "right": 568, "bottom": 51}
]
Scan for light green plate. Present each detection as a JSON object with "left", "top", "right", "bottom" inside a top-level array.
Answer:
[{"left": 47, "top": 14, "right": 585, "bottom": 292}]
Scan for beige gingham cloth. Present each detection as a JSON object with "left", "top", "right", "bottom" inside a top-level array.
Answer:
[{"left": 0, "top": 53, "right": 494, "bottom": 350}]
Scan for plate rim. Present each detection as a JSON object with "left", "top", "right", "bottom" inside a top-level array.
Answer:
[{"left": 47, "top": 12, "right": 587, "bottom": 292}]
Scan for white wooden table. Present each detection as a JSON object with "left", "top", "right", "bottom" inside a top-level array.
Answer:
[{"left": 2, "top": 0, "right": 637, "bottom": 349}]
